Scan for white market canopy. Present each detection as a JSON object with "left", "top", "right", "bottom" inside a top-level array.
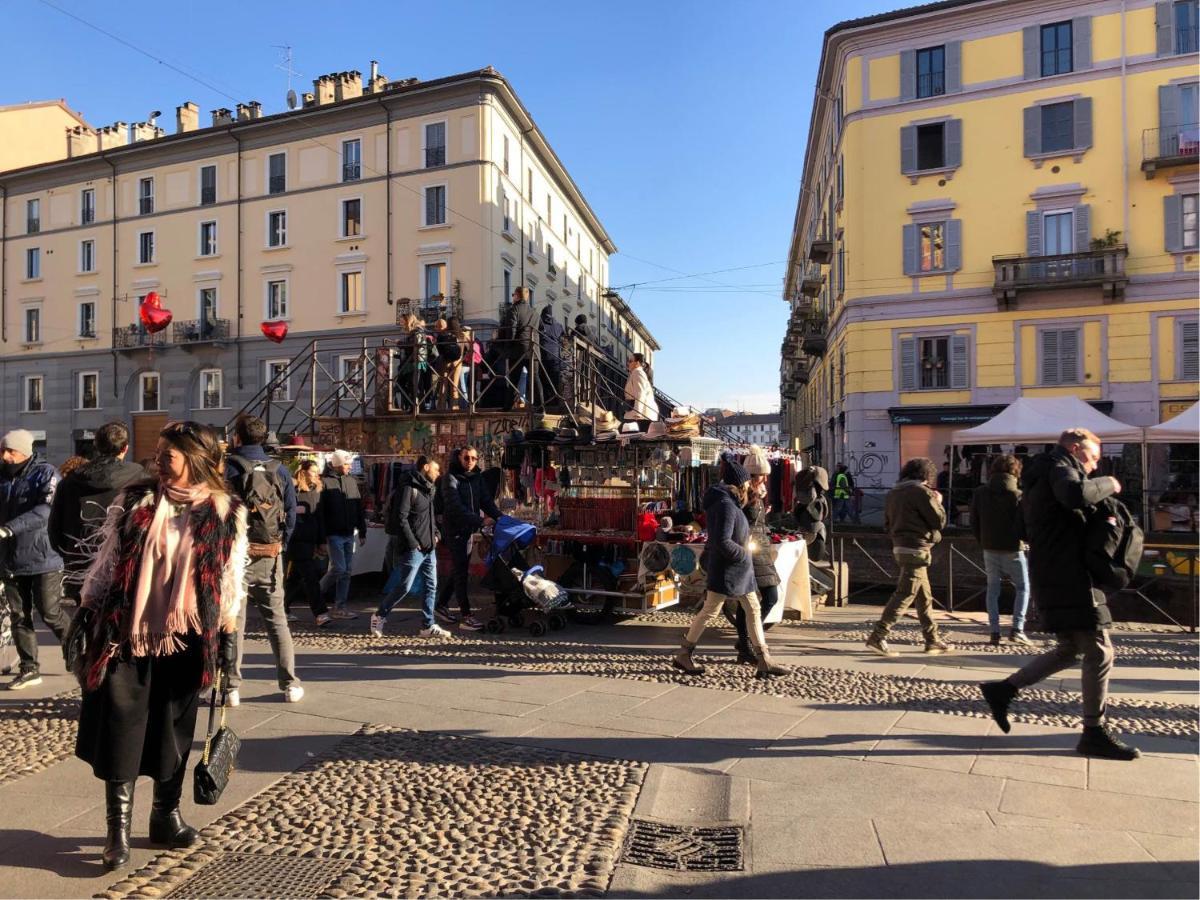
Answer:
[
  {"left": 1145, "top": 402, "right": 1200, "bottom": 444},
  {"left": 950, "top": 396, "right": 1143, "bottom": 445}
]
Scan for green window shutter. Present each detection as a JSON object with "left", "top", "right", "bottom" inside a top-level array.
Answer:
[
  {"left": 902, "top": 223, "right": 920, "bottom": 275},
  {"left": 1073, "top": 97, "right": 1093, "bottom": 150},
  {"left": 1023, "top": 25, "right": 1040, "bottom": 79},
  {"left": 944, "top": 118, "right": 963, "bottom": 168},
  {"left": 1159, "top": 84, "right": 1181, "bottom": 156},
  {"left": 950, "top": 334, "right": 970, "bottom": 388},
  {"left": 1164, "top": 194, "right": 1184, "bottom": 252},
  {"left": 1072, "top": 17, "right": 1093, "bottom": 70},
  {"left": 1041, "top": 329, "right": 1061, "bottom": 384},
  {"left": 945, "top": 218, "right": 963, "bottom": 272},
  {"left": 1073, "top": 204, "right": 1091, "bottom": 253},
  {"left": 1023, "top": 105, "right": 1041, "bottom": 156},
  {"left": 900, "top": 125, "right": 917, "bottom": 174},
  {"left": 900, "top": 50, "right": 917, "bottom": 101},
  {"left": 899, "top": 337, "right": 917, "bottom": 391},
  {"left": 945, "top": 41, "right": 962, "bottom": 93},
  {"left": 1061, "top": 328, "right": 1081, "bottom": 383},
  {"left": 1155, "top": 1, "right": 1174, "bottom": 56},
  {"left": 1181, "top": 321, "right": 1199, "bottom": 381},
  {"left": 1026, "top": 210, "right": 1044, "bottom": 256}
]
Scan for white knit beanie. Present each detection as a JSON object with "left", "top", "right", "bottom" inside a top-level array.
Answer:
[{"left": 745, "top": 445, "right": 771, "bottom": 476}]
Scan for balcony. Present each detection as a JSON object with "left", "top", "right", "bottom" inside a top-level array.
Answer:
[
  {"left": 113, "top": 326, "right": 168, "bottom": 350},
  {"left": 992, "top": 246, "right": 1129, "bottom": 309},
  {"left": 1141, "top": 126, "right": 1200, "bottom": 178},
  {"left": 424, "top": 146, "right": 446, "bottom": 168},
  {"left": 342, "top": 163, "right": 361, "bottom": 182},
  {"left": 173, "top": 318, "right": 231, "bottom": 347},
  {"left": 799, "top": 263, "right": 824, "bottom": 297},
  {"left": 797, "top": 315, "right": 829, "bottom": 357},
  {"left": 808, "top": 239, "right": 833, "bottom": 265},
  {"left": 397, "top": 294, "right": 463, "bottom": 325}
]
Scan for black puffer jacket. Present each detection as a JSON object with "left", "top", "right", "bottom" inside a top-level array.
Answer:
[
  {"left": 1021, "top": 446, "right": 1120, "bottom": 631},
  {"left": 0, "top": 454, "right": 64, "bottom": 576},
  {"left": 388, "top": 470, "right": 439, "bottom": 553},
  {"left": 970, "top": 473, "right": 1024, "bottom": 553},
  {"left": 290, "top": 486, "right": 324, "bottom": 550},
  {"left": 745, "top": 498, "right": 780, "bottom": 588},
  {"left": 440, "top": 448, "right": 501, "bottom": 537},
  {"left": 321, "top": 471, "right": 367, "bottom": 539},
  {"left": 506, "top": 301, "right": 537, "bottom": 358},
  {"left": 49, "top": 455, "right": 146, "bottom": 574}
]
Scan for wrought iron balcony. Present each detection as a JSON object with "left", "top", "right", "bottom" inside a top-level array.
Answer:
[
  {"left": 1141, "top": 126, "right": 1200, "bottom": 178},
  {"left": 173, "top": 318, "right": 231, "bottom": 346},
  {"left": 799, "top": 263, "right": 824, "bottom": 297},
  {"left": 797, "top": 315, "right": 829, "bottom": 357},
  {"left": 113, "top": 326, "right": 168, "bottom": 350},
  {"left": 424, "top": 146, "right": 446, "bottom": 168},
  {"left": 397, "top": 294, "right": 463, "bottom": 325},
  {"left": 808, "top": 239, "right": 833, "bottom": 265},
  {"left": 993, "top": 246, "right": 1128, "bottom": 309},
  {"left": 342, "top": 163, "right": 361, "bottom": 182}
]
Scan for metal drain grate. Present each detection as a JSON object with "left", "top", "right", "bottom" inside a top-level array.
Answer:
[
  {"left": 165, "top": 852, "right": 353, "bottom": 898},
  {"left": 621, "top": 819, "right": 744, "bottom": 871}
]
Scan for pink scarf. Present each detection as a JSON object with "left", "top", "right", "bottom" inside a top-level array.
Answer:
[{"left": 128, "top": 483, "right": 211, "bottom": 656}]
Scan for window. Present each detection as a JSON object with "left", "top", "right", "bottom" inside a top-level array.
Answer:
[
  {"left": 1025, "top": 98, "right": 1092, "bottom": 157},
  {"left": 267, "top": 210, "right": 287, "bottom": 247},
  {"left": 341, "top": 198, "right": 362, "bottom": 237},
  {"left": 1043, "top": 210, "right": 1074, "bottom": 255},
  {"left": 527, "top": 167, "right": 534, "bottom": 202},
  {"left": 424, "top": 185, "right": 446, "bottom": 226},
  {"left": 200, "top": 165, "right": 217, "bottom": 205},
  {"left": 266, "top": 279, "right": 288, "bottom": 319},
  {"left": 1039, "top": 327, "right": 1081, "bottom": 385},
  {"left": 24, "top": 306, "right": 41, "bottom": 343},
  {"left": 898, "top": 333, "right": 969, "bottom": 390},
  {"left": 342, "top": 139, "right": 361, "bottom": 182},
  {"left": 503, "top": 266, "right": 512, "bottom": 303},
  {"left": 916, "top": 46, "right": 945, "bottom": 98},
  {"left": 920, "top": 336, "right": 951, "bottom": 388},
  {"left": 1041, "top": 22, "right": 1073, "bottom": 76},
  {"left": 837, "top": 244, "right": 846, "bottom": 294},
  {"left": 502, "top": 135, "right": 510, "bottom": 174},
  {"left": 1041, "top": 101, "right": 1075, "bottom": 153},
  {"left": 77, "top": 371, "right": 99, "bottom": 410},
  {"left": 501, "top": 191, "right": 512, "bottom": 234},
  {"left": 199, "top": 369, "right": 223, "bottom": 409},
  {"left": 1176, "top": 0, "right": 1199, "bottom": 54},
  {"left": 339, "top": 355, "right": 364, "bottom": 401},
  {"left": 138, "top": 230, "right": 155, "bottom": 264},
  {"left": 26, "top": 199, "right": 40, "bottom": 234},
  {"left": 139, "top": 372, "right": 161, "bottom": 411},
  {"left": 78, "top": 301, "right": 96, "bottom": 338},
  {"left": 265, "top": 360, "right": 290, "bottom": 401},
  {"left": 25, "top": 247, "right": 39, "bottom": 279},
  {"left": 199, "top": 287, "right": 218, "bottom": 328},
  {"left": 81, "top": 188, "right": 95, "bottom": 224},
  {"left": 424, "top": 262, "right": 446, "bottom": 300},
  {"left": 340, "top": 270, "right": 364, "bottom": 313},
  {"left": 547, "top": 243, "right": 556, "bottom": 268},
  {"left": 1165, "top": 192, "right": 1199, "bottom": 251},
  {"left": 424, "top": 122, "right": 446, "bottom": 168},
  {"left": 138, "top": 177, "right": 154, "bottom": 215},
  {"left": 268, "top": 153, "right": 286, "bottom": 194},
  {"left": 80, "top": 239, "right": 96, "bottom": 273},
  {"left": 1184, "top": 193, "right": 1199, "bottom": 249},
  {"left": 24, "top": 376, "right": 44, "bottom": 413},
  {"left": 920, "top": 222, "right": 945, "bottom": 271},
  {"left": 199, "top": 220, "right": 217, "bottom": 256},
  {"left": 1180, "top": 320, "right": 1199, "bottom": 381},
  {"left": 916, "top": 122, "right": 945, "bottom": 169}
]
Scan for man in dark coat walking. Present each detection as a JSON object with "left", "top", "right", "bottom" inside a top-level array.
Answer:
[
  {"left": 435, "top": 446, "right": 500, "bottom": 631},
  {"left": 980, "top": 428, "right": 1140, "bottom": 760}
]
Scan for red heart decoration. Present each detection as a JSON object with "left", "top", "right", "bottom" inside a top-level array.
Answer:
[
  {"left": 143, "top": 290, "right": 162, "bottom": 310},
  {"left": 139, "top": 300, "right": 173, "bottom": 333},
  {"left": 261, "top": 320, "right": 289, "bottom": 343}
]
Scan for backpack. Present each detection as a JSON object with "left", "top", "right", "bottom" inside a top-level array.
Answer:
[
  {"left": 1085, "top": 497, "right": 1144, "bottom": 592},
  {"left": 228, "top": 454, "right": 287, "bottom": 555}
]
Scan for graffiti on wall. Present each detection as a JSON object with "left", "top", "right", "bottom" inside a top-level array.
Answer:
[
  {"left": 315, "top": 414, "right": 528, "bottom": 463},
  {"left": 846, "top": 450, "right": 889, "bottom": 488}
]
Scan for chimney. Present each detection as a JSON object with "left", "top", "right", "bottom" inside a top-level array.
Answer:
[
  {"left": 66, "top": 125, "right": 97, "bottom": 157},
  {"left": 236, "top": 102, "right": 251, "bottom": 121},
  {"left": 313, "top": 75, "right": 336, "bottom": 105},
  {"left": 367, "top": 60, "right": 388, "bottom": 94},
  {"left": 370, "top": 60, "right": 378, "bottom": 83},
  {"left": 131, "top": 121, "right": 164, "bottom": 142},
  {"left": 248, "top": 100, "right": 262, "bottom": 120},
  {"left": 211, "top": 107, "right": 233, "bottom": 127},
  {"left": 302, "top": 92, "right": 316, "bottom": 108},
  {"left": 97, "top": 122, "right": 128, "bottom": 151},
  {"left": 334, "top": 70, "right": 362, "bottom": 102},
  {"left": 176, "top": 101, "right": 199, "bottom": 133}
]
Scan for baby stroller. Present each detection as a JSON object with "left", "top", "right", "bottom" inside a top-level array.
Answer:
[{"left": 481, "top": 516, "right": 572, "bottom": 637}]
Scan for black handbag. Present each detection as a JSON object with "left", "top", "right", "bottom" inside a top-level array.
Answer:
[{"left": 193, "top": 675, "right": 240, "bottom": 805}]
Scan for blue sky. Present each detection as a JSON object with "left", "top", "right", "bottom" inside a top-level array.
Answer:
[{"left": 10, "top": 0, "right": 887, "bottom": 412}]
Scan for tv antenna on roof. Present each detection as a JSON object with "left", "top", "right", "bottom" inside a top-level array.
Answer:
[{"left": 273, "top": 44, "right": 300, "bottom": 109}]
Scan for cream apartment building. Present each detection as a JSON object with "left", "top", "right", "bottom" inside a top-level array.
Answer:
[{"left": 0, "top": 65, "right": 657, "bottom": 460}]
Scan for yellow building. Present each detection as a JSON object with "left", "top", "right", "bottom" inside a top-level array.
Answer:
[
  {"left": 0, "top": 99, "right": 94, "bottom": 173},
  {"left": 781, "top": 0, "right": 1199, "bottom": 487},
  {"left": 0, "top": 65, "right": 657, "bottom": 460}
]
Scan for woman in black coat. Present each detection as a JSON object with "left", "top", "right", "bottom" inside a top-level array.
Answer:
[
  {"left": 286, "top": 460, "right": 329, "bottom": 626},
  {"left": 731, "top": 478, "right": 782, "bottom": 664}
]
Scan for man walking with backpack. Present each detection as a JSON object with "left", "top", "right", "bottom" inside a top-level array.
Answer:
[
  {"left": 225, "top": 416, "right": 301, "bottom": 706},
  {"left": 980, "top": 428, "right": 1140, "bottom": 760}
]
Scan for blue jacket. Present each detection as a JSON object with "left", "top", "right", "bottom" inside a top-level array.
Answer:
[
  {"left": 0, "top": 454, "right": 63, "bottom": 576},
  {"left": 440, "top": 448, "right": 501, "bottom": 538},
  {"left": 702, "top": 484, "right": 755, "bottom": 597},
  {"left": 225, "top": 444, "right": 297, "bottom": 545}
]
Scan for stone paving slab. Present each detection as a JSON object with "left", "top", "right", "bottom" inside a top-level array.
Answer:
[{"left": 999, "top": 779, "right": 1199, "bottom": 838}]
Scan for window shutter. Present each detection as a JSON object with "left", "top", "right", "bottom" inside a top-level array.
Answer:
[
  {"left": 902, "top": 223, "right": 919, "bottom": 275},
  {"left": 425, "top": 189, "right": 435, "bottom": 224},
  {"left": 900, "top": 50, "right": 917, "bottom": 101},
  {"left": 1159, "top": 84, "right": 1180, "bottom": 156},
  {"left": 1061, "top": 328, "right": 1080, "bottom": 383},
  {"left": 1026, "top": 210, "right": 1044, "bottom": 256},
  {"left": 945, "top": 41, "right": 962, "bottom": 93},
  {"left": 1164, "top": 194, "right": 1184, "bottom": 252},
  {"left": 1023, "top": 25, "right": 1040, "bottom": 79},
  {"left": 1155, "top": 1, "right": 1174, "bottom": 57},
  {"left": 944, "top": 118, "right": 963, "bottom": 168},
  {"left": 945, "top": 218, "right": 963, "bottom": 272},
  {"left": 899, "top": 337, "right": 917, "bottom": 391},
  {"left": 1072, "top": 17, "right": 1093, "bottom": 70},
  {"left": 1041, "top": 329, "right": 1060, "bottom": 384},
  {"left": 1181, "top": 321, "right": 1200, "bottom": 381},
  {"left": 950, "top": 334, "right": 970, "bottom": 388},
  {"left": 1073, "top": 204, "right": 1091, "bottom": 253},
  {"left": 1023, "top": 105, "right": 1041, "bottom": 156},
  {"left": 900, "top": 125, "right": 917, "bottom": 174},
  {"left": 1072, "top": 97, "right": 1093, "bottom": 150}
]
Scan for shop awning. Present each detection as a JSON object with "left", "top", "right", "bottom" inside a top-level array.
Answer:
[
  {"left": 950, "top": 396, "right": 1142, "bottom": 444},
  {"left": 1145, "top": 402, "right": 1200, "bottom": 444}
]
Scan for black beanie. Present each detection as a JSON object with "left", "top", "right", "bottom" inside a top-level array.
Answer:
[{"left": 722, "top": 460, "right": 750, "bottom": 487}]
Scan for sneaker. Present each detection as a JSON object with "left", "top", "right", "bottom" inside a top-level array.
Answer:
[
  {"left": 1009, "top": 630, "right": 1033, "bottom": 646},
  {"left": 460, "top": 616, "right": 484, "bottom": 632},
  {"left": 1076, "top": 724, "right": 1140, "bottom": 761},
  {"left": 434, "top": 607, "right": 460, "bottom": 625},
  {"left": 980, "top": 680, "right": 1017, "bottom": 733},
  {"left": 315, "top": 613, "right": 333, "bottom": 627},
  {"left": 989, "top": 632, "right": 1001, "bottom": 647},
  {"left": 6, "top": 671, "right": 42, "bottom": 691},
  {"left": 226, "top": 688, "right": 241, "bottom": 708},
  {"left": 284, "top": 685, "right": 305, "bottom": 704},
  {"left": 865, "top": 635, "right": 898, "bottom": 658},
  {"left": 285, "top": 612, "right": 300, "bottom": 623},
  {"left": 369, "top": 614, "right": 385, "bottom": 638},
  {"left": 419, "top": 624, "right": 451, "bottom": 638},
  {"left": 924, "top": 638, "right": 951, "bottom": 655},
  {"left": 331, "top": 608, "right": 358, "bottom": 620}
]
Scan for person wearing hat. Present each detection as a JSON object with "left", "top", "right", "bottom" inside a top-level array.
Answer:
[
  {"left": 318, "top": 449, "right": 367, "bottom": 621},
  {"left": 672, "top": 459, "right": 788, "bottom": 679},
  {"left": 0, "top": 429, "right": 71, "bottom": 689},
  {"left": 730, "top": 449, "right": 782, "bottom": 665}
]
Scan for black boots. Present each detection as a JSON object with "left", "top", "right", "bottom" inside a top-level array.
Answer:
[
  {"left": 980, "top": 679, "right": 1018, "bottom": 733},
  {"left": 102, "top": 780, "right": 135, "bottom": 871},
  {"left": 1077, "top": 725, "right": 1141, "bottom": 761},
  {"left": 734, "top": 639, "right": 756, "bottom": 666},
  {"left": 148, "top": 767, "right": 199, "bottom": 849}
]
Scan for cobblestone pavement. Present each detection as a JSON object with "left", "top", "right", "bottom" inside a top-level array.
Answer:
[
  {"left": 0, "top": 691, "right": 79, "bottom": 788},
  {"left": 100, "top": 726, "right": 645, "bottom": 899}
]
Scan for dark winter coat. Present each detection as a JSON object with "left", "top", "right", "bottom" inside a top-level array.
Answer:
[
  {"left": 1021, "top": 446, "right": 1120, "bottom": 631},
  {"left": 320, "top": 471, "right": 367, "bottom": 539},
  {"left": 506, "top": 301, "right": 537, "bottom": 358},
  {"left": 539, "top": 308, "right": 565, "bottom": 362},
  {"left": 224, "top": 444, "right": 297, "bottom": 544},
  {"left": 289, "top": 486, "right": 324, "bottom": 550},
  {"left": 702, "top": 484, "right": 755, "bottom": 597},
  {"left": 388, "top": 470, "right": 439, "bottom": 553},
  {"left": 745, "top": 498, "right": 780, "bottom": 589},
  {"left": 970, "top": 473, "right": 1024, "bottom": 553},
  {"left": 0, "top": 454, "right": 63, "bottom": 576},
  {"left": 884, "top": 479, "right": 946, "bottom": 553},
  {"left": 440, "top": 448, "right": 501, "bottom": 538},
  {"left": 49, "top": 455, "right": 146, "bottom": 575},
  {"left": 436, "top": 328, "right": 463, "bottom": 363}
]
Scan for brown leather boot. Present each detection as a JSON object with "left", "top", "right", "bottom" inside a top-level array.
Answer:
[{"left": 671, "top": 639, "right": 705, "bottom": 675}]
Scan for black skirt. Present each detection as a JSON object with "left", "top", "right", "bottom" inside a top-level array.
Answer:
[{"left": 75, "top": 633, "right": 204, "bottom": 782}]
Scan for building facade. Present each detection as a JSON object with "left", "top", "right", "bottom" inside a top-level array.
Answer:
[
  {"left": 781, "top": 0, "right": 1199, "bottom": 488},
  {"left": 721, "top": 412, "right": 783, "bottom": 446},
  {"left": 0, "top": 66, "right": 656, "bottom": 461}
]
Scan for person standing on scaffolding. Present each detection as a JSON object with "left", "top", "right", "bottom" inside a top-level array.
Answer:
[
  {"left": 538, "top": 305, "right": 565, "bottom": 412},
  {"left": 504, "top": 287, "right": 537, "bottom": 411}
]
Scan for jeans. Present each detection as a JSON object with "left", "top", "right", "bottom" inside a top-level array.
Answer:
[
  {"left": 832, "top": 498, "right": 850, "bottom": 522},
  {"left": 983, "top": 549, "right": 1029, "bottom": 634},
  {"left": 735, "top": 583, "right": 779, "bottom": 652},
  {"left": 320, "top": 534, "right": 356, "bottom": 609},
  {"left": 377, "top": 549, "right": 438, "bottom": 628},
  {"left": 1009, "top": 629, "right": 1113, "bottom": 726},
  {"left": 458, "top": 368, "right": 470, "bottom": 409},
  {"left": 231, "top": 556, "right": 299, "bottom": 691},
  {"left": 435, "top": 535, "right": 473, "bottom": 616},
  {"left": 685, "top": 590, "right": 768, "bottom": 659},
  {"left": 9, "top": 570, "right": 70, "bottom": 675},
  {"left": 871, "top": 549, "right": 941, "bottom": 643}
]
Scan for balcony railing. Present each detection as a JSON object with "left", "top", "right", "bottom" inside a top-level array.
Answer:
[
  {"left": 808, "top": 239, "right": 833, "bottom": 265},
  {"left": 138, "top": 197, "right": 154, "bottom": 215},
  {"left": 173, "top": 318, "right": 231, "bottom": 345},
  {"left": 268, "top": 175, "right": 286, "bottom": 194},
  {"left": 1141, "top": 125, "right": 1200, "bottom": 177},
  {"left": 113, "top": 326, "right": 168, "bottom": 350},
  {"left": 424, "top": 145, "right": 446, "bottom": 168},
  {"left": 800, "top": 263, "right": 824, "bottom": 297},
  {"left": 342, "top": 163, "right": 361, "bottom": 182},
  {"left": 796, "top": 315, "right": 829, "bottom": 357},
  {"left": 993, "top": 246, "right": 1129, "bottom": 309},
  {"left": 1177, "top": 26, "right": 1199, "bottom": 55},
  {"left": 396, "top": 295, "right": 463, "bottom": 325},
  {"left": 200, "top": 186, "right": 216, "bottom": 205}
]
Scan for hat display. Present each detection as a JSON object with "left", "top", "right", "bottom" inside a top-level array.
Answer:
[
  {"left": 620, "top": 421, "right": 641, "bottom": 435},
  {"left": 640, "top": 542, "right": 671, "bottom": 574},
  {"left": 745, "top": 445, "right": 771, "bottom": 476},
  {"left": 643, "top": 421, "right": 669, "bottom": 440},
  {"left": 504, "top": 429, "right": 526, "bottom": 444},
  {"left": 553, "top": 427, "right": 579, "bottom": 444},
  {"left": 526, "top": 427, "right": 556, "bottom": 444}
]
